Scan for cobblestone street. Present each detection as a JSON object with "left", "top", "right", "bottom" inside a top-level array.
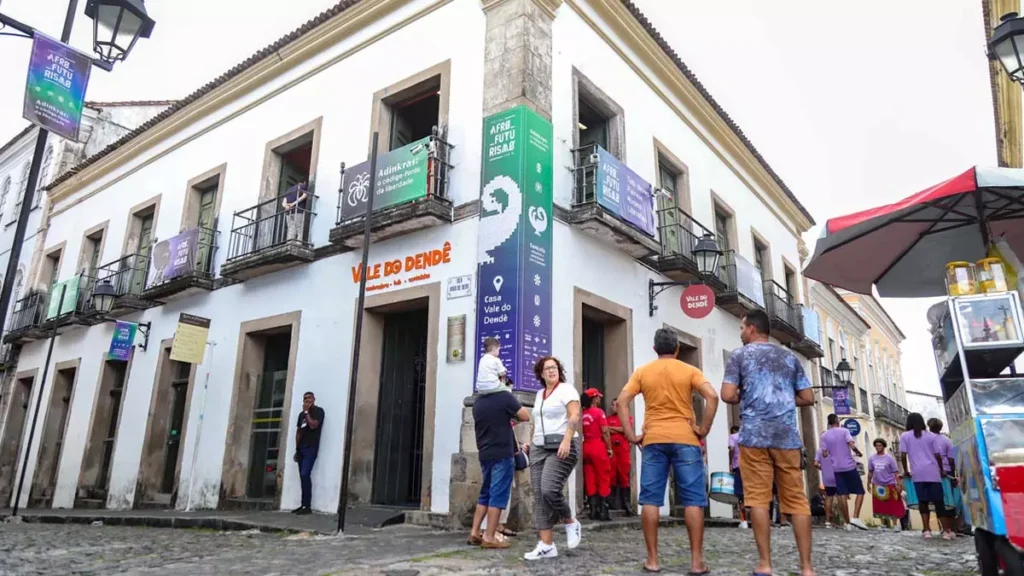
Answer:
[{"left": 0, "top": 522, "right": 977, "bottom": 575}]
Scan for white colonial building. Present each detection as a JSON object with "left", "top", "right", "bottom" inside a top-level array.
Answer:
[{"left": 0, "top": 0, "right": 824, "bottom": 526}]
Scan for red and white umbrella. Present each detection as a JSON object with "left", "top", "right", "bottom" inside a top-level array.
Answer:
[{"left": 804, "top": 166, "right": 1024, "bottom": 297}]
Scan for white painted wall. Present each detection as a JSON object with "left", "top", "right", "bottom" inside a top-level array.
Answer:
[{"left": 5, "top": 0, "right": 815, "bottom": 521}]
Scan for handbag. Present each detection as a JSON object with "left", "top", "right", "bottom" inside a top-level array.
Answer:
[
  {"left": 538, "top": 391, "right": 564, "bottom": 450},
  {"left": 514, "top": 449, "right": 529, "bottom": 470}
]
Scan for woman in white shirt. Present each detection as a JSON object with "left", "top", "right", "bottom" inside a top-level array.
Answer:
[{"left": 524, "top": 356, "right": 582, "bottom": 561}]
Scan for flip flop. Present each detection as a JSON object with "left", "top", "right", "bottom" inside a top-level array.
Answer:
[
  {"left": 642, "top": 565, "right": 662, "bottom": 573},
  {"left": 466, "top": 535, "right": 483, "bottom": 546},
  {"left": 498, "top": 527, "right": 519, "bottom": 537},
  {"left": 751, "top": 572, "right": 772, "bottom": 576},
  {"left": 688, "top": 568, "right": 711, "bottom": 576}
]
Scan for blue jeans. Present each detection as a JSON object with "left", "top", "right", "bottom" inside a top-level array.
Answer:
[
  {"left": 478, "top": 457, "right": 515, "bottom": 508},
  {"left": 639, "top": 443, "right": 707, "bottom": 508},
  {"left": 298, "top": 444, "right": 318, "bottom": 508}
]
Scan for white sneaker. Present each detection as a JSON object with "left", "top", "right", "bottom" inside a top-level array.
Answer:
[
  {"left": 565, "top": 519, "right": 582, "bottom": 549},
  {"left": 524, "top": 541, "right": 558, "bottom": 560},
  {"left": 850, "top": 518, "right": 869, "bottom": 531},
  {"left": 923, "top": 530, "right": 933, "bottom": 539},
  {"left": 893, "top": 525, "right": 901, "bottom": 533},
  {"left": 824, "top": 522, "right": 834, "bottom": 529},
  {"left": 844, "top": 524, "right": 853, "bottom": 531},
  {"left": 739, "top": 521, "right": 749, "bottom": 529}
]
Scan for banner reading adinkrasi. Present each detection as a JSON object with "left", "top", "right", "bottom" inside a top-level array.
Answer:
[
  {"left": 474, "top": 106, "right": 553, "bottom": 392},
  {"left": 23, "top": 33, "right": 92, "bottom": 142},
  {"left": 339, "top": 136, "right": 431, "bottom": 221}
]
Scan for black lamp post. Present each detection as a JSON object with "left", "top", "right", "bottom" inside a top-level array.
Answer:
[
  {"left": 648, "top": 232, "right": 723, "bottom": 316},
  {"left": 0, "top": 1, "right": 155, "bottom": 349},
  {"left": 85, "top": 0, "right": 156, "bottom": 65},
  {"left": 991, "top": 12, "right": 1024, "bottom": 85},
  {"left": 835, "top": 358, "right": 854, "bottom": 383}
]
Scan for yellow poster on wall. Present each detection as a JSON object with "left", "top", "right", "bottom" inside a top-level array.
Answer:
[{"left": 170, "top": 313, "right": 211, "bottom": 364}]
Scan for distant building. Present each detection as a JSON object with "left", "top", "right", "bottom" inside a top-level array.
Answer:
[{"left": 906, "top": 391, "right": 947, "bottom": 430}]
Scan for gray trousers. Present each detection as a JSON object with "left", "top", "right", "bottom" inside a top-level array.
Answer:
[{"left": 530, "top": 439, "right": 580, "bottom": 530}]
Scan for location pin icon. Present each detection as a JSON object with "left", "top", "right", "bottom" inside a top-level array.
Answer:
[{"left": 493, "top": 275, "right": 504, "bottom": 292}]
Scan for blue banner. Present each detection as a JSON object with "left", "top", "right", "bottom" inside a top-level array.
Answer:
[
  {"left": 474, "top": 106, "right": 553, "bottom": 392},
  {"left": 594, "top": 146, "right": 655, "bottom": 237},
  {"left": 108, "top": 320, "right": 137, "bottom": 361}
]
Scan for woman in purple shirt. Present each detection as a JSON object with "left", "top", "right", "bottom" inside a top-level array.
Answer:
[
  {"left": 928, "top": 418, "right": 957, "bottom": 540},
  {"left": 899, "top": 412, "right": 950, "bottom": 539},
  {"left": 867, "top": 438, "right": 904, "bottom": 532}
]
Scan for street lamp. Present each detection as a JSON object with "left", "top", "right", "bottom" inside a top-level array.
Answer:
[
  {"left": 835, "top": 358, "right": 854, "bottom": 383},
  {"left": 92, "top": 279, "right": 117, "bottom": 314},
  {"left": 693, "top": 233, "right": 723, "bottom": 277},
  {"left": 85, "top": 0, "right": 156, "bottom": 65}
]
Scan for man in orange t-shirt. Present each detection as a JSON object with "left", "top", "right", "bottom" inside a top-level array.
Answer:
[{"left": 617, "top": 328, "right": 720, "bottom": 575}]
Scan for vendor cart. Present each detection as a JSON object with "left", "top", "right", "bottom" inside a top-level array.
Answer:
[
  {"left": 803, "top": 166, "right": 1024, "bottom": 574},
  {"left": 930, "top": 291, "right": 1024, "bottom": 574}
]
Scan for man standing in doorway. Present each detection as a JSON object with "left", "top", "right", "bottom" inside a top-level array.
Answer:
[
  {"left": 721, "top": 309, "right": 816, "bottom": 576},
  {"left": 281, "top": 181, "right": 309, "bottom": 242},
  {"left": 821, "top": 413, "right": 867, "bottom": 530},
  {"left": 617, "top": 328, "right": 719, "bottom": 575},
  {"left": 293, "top": 391, "right": 324, "bottom": 515}
]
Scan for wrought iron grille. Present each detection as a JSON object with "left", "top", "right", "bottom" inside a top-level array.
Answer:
[{"left": 227, "top": 193, "right": 318, "bottom": 262}]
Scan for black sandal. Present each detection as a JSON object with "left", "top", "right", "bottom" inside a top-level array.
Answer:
[{"left": 498, "top": 527, "right": 518, "bottom": 537}]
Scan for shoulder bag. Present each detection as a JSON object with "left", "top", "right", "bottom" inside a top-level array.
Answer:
[{"left": 538, "top": 390, "right": 565, "bottom": 451}]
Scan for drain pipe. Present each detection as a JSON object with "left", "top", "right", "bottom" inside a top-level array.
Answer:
[{"left": 185, "top": 340, "right": 216, "bottom": 512}]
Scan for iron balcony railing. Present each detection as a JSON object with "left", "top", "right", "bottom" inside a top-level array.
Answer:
[
  {"left": 716, "top": 250, "right": 767, "bottom": 307},
  {"left": 801, "top": 306, "right": 822, "bottom": 345},
  {"left": 227, "top": 192, "right": 318, "bottom": 262},
  {"left": 873, "top": 393, "right": 909, "bottom": 428},
  {"left": 571, "top": 142, "right": 602, "bottom": 206},
  {"left": 97, "top": 254, "right": 151, "bottom": 300},
  {"left": 764, "top": 280, "right": 800, "bottom": 330},
  {"left": 336, "top": 128, "right": 454, "bottom": 225},
  {"left": 657, "top": 206, "right": 716, "bottom": 263},
  {"left": 820, "top": 367, "right": 836, "bottom": 399},
  {"left": 9, "top": 292, "right": 45, "bottom": 332},
  {"left": 146, "top": 225, "right": 219, "bottom": 289}
]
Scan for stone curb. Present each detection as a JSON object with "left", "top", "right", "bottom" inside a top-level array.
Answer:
[{"left": 16, "top": 514, "right": 319, "bottom": 535}]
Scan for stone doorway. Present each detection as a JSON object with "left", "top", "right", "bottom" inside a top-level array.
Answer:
[
  {"left": 76, "top": 358, "right": 131, "bottom": 508},
  {"left": 30, "top": 361, "right": 79, "bottom": 507},
  {"left": 0, "top": 371, "right": 36, "bottom": 506}
]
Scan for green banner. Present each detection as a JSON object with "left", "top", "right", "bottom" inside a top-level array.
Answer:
[
  {"left": 339, "top": 136, "right": 431, "bottom": 220},
  {"left": 45, "top": 276, "right": 80, "bottom": 320}
]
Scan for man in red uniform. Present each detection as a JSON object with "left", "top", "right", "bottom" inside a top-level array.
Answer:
[
  {"left": 581, "top": 388, "right": 613, "bottom": 521},
  {"left": 607, "top": 396, "right": 635, "bottom": 513}
]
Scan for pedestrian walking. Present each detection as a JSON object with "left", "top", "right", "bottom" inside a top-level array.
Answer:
[
  {"left": 581, "top": 388, "right": 613, "bottom": 521},
  {"left": 292, "top": 392, "right": 323, "bottom": 515},
  {"left": 928, "top": 418, "right": 957, "bottom": 540},
  {"left": 606, "top": 396, "right": 635, "bottom": 513},
  {"left": 728, "top": 425, "right": 749, "bottom": 529},
  {"left": 900, "top": 412, "right": 950, "bottom": 539},
  {"left": 616, "top": 328, "right": 719, "bottom": 574},
  {"left": 867, "top": 438, "right": 904, "bottom": 532},
  {"left": 524, "top": 356, "right": 582, "bottom": 561},
  {"left": 721, "top": 309, "right": 816, "bottom": 576},
  {"left": 468, "top": 377, "right": 531, "bottom": 548},
  {"left": 813, "top": 446, "right": 837, "bottom": 528},
  {"left": 820, "top": 413, "right": 868, "bottom": 530}
]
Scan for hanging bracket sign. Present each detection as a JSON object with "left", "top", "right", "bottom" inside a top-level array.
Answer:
[
  {"left": 680, "top": 284, "right": 715, "bottom": 319},
  {"left": 23, "top": 33, "right": 92, "bottom": 142}
]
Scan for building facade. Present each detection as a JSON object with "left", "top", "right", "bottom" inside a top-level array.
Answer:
[{"left": 0, "top": 0, "right": 824, "bottom": 525}]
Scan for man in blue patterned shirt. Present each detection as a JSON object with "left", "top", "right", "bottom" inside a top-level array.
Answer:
[{"left": 722, "top": 309, "right": 816, "bottom": 576}]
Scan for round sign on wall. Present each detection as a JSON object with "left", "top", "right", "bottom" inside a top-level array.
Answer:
[
  {"left": 680, "top": 284, "right": 715, "bottom": 319},
  {"left": 843, "top": 418, "right": 862, "bottom": 437}
]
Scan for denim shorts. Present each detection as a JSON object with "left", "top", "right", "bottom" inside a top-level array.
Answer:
[
  {"left": 478, "top": 457, "right": 514, "bottom": 508},
  {"left": 639, "top": 443, "right": 707, "bottom": 508}
]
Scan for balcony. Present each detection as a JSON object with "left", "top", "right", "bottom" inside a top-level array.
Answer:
[
  {"left": 792, "top": 305, "right": 824, "bottom": 359},
  {"left": 714, "top": 251, "right": 765, "bottom": 318},
  {"left": 96, "top": 254, "right": 162, "bottom": 316},
  {"left": 656, "top": 208, "right": 718, "bottom": 283},
  {"left": 859, "top": 388, "right": 870, "bottom": 415},
  {"left": 141, "top": 226, "right": 218, "bottom": 302},
  {"left": 568, "top": 143, "right": 661, "bottom": 259},
  {"left": 763, "top": 280, "right": 802, "bottom": 345},
  {"left": 330, "top": 131, "right": 454, "bottom": 249},
  {"left": 221, "top": 193, "right": 317, "bottom": 281},
  {"left": 820, "top": 367, "right": 836, "bottom": 398},
  {"left": 3, "top": 275, "right": 105, "bottom": 343},
  {"left": 873, "top": 393, "right": 909, "bottom": 429}
]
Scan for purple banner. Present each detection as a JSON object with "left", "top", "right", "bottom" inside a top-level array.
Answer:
[
  {"left": 834, "top": 388, "right": 851, "bottom": 416},
  {"left": 147, "top": 228, "right": 200, "bottom": 288},
  {"left": 595, "top": 146, "right": 655, "bottom": 237},
  {"left": 23, "top": 33, "right": 92, "bottom": 142}
]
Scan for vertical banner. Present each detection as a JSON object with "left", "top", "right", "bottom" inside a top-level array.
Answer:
[
  {"left": 108, "top": 321, "right": 138, "bottom": 361},
  {"left": 23, "top": 33, "right": 92, "bottom": 142},
  {"left": 474, "top": 106, "right": 553, "bottom": 392},
  {"left": 833, "top": 388, "right": 851, "bottom": 416}
]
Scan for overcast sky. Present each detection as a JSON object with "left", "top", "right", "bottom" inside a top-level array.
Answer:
[{"left": 0, "top": 1, "right": 998, "bottom": 395}]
